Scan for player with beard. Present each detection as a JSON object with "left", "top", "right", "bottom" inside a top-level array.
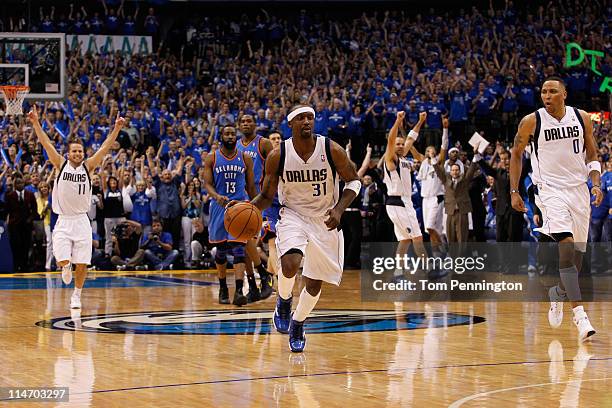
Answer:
[
  {"left": 237, "top": 114, "right": 274, "bottom": 300},
  {"left": 203, "top": 125, "right": 258, "bottom": 306}
]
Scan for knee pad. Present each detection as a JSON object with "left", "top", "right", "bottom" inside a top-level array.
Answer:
[
  {"left": 214, "top": 243, "right": 229, "bottom": 264},
  {"left": 231, "top": 243, "right": 245, "bottom": 264}
]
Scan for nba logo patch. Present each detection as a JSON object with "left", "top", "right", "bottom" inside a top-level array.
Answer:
[{"left": 321, "top": 155, "right": 326, "bottom": 162}]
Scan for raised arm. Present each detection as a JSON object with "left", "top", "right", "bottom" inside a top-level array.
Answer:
[
  {"left": 326, "top": 139, "right": 361, "bottom": 230},
  {"left": 509, "top": 113, "right": 535, "bottom": 212},
  {"left": 88, "top": 113, "right": 126, "bottom": 170},
  {"left": 27, "top": 106, "right": 63, "bottom": 169},
  {"left": 403, "top": 111, "right": 427, "bottom": 154},
  {"left": 384, "top": 111, "right": 405, "bottom": 170},
  {"left": 357, "top": 144, "right": 372, "bottom": 178}
]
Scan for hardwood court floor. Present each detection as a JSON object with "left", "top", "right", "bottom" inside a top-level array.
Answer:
[{"left": 0, "top": 270, "right": 610, "bottom": 407}]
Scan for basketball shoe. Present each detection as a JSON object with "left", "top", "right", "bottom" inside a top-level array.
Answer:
[
  {"left": 70, "top": 292, "right": 81, "bottom": 309},
  {"left": 548, "top": 285, "right": 566, "bottom": 328},
  {"left": 273, "top": 296, "right": 292, "bottom": 333},
  {"left": 572, "top": 306, "right": 596, "bottom": 341},
  {"left": 289, "top": 316, "right": 306, "bottom": 352},
  {"left": 62, "top": 263, "right": 73, "bottom": 285}
]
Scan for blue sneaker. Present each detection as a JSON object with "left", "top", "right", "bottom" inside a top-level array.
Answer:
[
  {"left": 289, "top": 317, "right": 306, "bottom": 352},
  {"left": 273, "top": 296, "right": 292, "bottom": 334}
]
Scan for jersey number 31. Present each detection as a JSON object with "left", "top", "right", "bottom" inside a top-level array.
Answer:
[{"left": 312, "top": 183, "right": 327, "bottom": 197}]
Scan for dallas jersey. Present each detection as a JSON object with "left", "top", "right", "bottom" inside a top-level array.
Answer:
[
  {"left": 417, "top": 158, "right": 445, "bottom": 197},
  {"left": 275, "top": 134, "right": 344, "bottom": 285},
  {"left": 237, "top": 135, "right": 264, "bottom": 193},
  {"left": 52, "top": 160, "right": 92, "bottom": 215},
  {"left": 383, "top": 157, "right": 413, "bottom": 199},
  {"left": 278, "top": 135, "right": 339, "bottom": 218},
  {"left": 530, "top": 106, "right": 587, "bottom": 188}
]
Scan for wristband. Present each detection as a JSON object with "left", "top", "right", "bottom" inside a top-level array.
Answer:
[
  {"left": 344, "top": 179, "right": 362, "bottom": 195},
  {"left": 587, "top": 161, "right": 601, "bottom": 174},
  {"left": 408, "top": 130, "right": 419, "bottom": 141}
]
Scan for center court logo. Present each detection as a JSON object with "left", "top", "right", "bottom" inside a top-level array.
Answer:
[{"left": 36, "top": 310, "right": 485, "bottom": 335}]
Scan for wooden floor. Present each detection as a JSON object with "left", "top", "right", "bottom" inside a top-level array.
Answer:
[{"left": 0, "top": 269, "right": 610, "bottom": 407}]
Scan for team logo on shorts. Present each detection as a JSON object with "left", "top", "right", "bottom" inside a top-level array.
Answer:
[{"left": 36, "top": 309, "right": 484, "bottom": 335}]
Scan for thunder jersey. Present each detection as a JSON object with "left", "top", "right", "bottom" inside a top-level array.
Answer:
[
  {"left": 52, "top": 160, "right": 92, "bottom": 215},
  {"left": 383, "top": 156, "right": 413, "bottom": 199},
  {"left": 278, "top": 135, "right": 339, "bottom": 218},
  {"left": 212, "top": 150, "right": 248, "bottom": 201},
  {"left": 530, "top": 106, "right": 587, "bottom": 188},
  {"left": 237, "top": 135, "right": 264, "bottom": 193}
]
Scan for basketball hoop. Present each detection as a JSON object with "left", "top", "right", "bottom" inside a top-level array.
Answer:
[{"left": 0, "top": 85, "right": 29, "bottom": 116}]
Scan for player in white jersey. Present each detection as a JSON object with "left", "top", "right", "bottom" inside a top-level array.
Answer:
[
  {"left": 383, "top": 111, "right": 439, "bottom": 279},
  {"left": 28, "top": 106, "right": 125, "bottom": 310},
  {"left": 510, "top": 77, "right": 603, "bottom": 341},
  {"left": 231, "top": 104, "right": 360, "bottom": 352},
  {"left": 410, "top": 118, "right": 450, "bottom": 256}
]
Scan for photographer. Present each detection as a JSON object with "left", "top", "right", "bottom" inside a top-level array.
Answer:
[
  {"left": 110, "top": 220, "right": 146, "bottom": 270},
  {"left": 141, "top": 219, "right": 179, "bottom": 270}
]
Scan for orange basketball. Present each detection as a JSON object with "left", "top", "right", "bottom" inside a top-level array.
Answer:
[{"left": 224, "top": 202, "right": 263, "bottom": 241}]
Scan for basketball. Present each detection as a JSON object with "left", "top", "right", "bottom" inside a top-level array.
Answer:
[{"left": 224, "top": 202, "right": 262, "bottom": 241}]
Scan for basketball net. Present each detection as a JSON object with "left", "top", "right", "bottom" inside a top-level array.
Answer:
[{"left": 0, "top": 85, "right": 30, "bottom": 116}]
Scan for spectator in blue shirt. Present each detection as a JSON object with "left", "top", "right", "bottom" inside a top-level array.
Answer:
[
  {"left": 141, "top": 219, "right": 179, "bottom": 270},
  {"left": 501, "top": 78, "right": 519, "bottom": 142},
  {"left": 472, "top": 83, "right": 497, "bottom": 141},
  {"left": 152, "top": 157, "right": 184, "bottom": 250}
]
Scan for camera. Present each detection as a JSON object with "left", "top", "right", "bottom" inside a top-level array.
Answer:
[
  {"left": 152, "top": 234, "right": 160, "bottom": 242},
  {"left": 112, "top": 223, "right": 129, "bottom": 238}
]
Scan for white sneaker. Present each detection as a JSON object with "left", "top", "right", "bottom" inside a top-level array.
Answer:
[
  {"left": 548, "top": 286, "right": 565, "bottom": 328},
  {"left": 70, "top": 293, "right": 81, "bottom": 309},
  {"left": 61, "top": 263, "right": 73, "bottom": 285},
  {"left": 573, "top": 306, "right": 595, "bottom": 341}
]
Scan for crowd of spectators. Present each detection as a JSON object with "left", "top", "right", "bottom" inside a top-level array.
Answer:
[{"left": 0, "top": 1, "right": 610, "bottom": 272}]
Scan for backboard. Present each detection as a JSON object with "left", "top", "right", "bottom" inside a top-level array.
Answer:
[{"left": 0, "top": 33, "right": 66, "bottom": 100}]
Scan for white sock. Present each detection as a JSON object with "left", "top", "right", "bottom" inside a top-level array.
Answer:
[
  {"left": 74, "top": 288, "right": 82, "bottom": 296},
  {"left": 277, "top": 273, "right": 296, "bottom": 300},
  {"left": 572, "top": 305, "right": 584, "bottom": 315},
  {"left": 293, "top": 287, "right": 321, "bottom": 322}
]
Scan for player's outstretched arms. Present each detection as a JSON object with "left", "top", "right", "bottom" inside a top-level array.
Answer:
[
  {"left": 88, "top": 113, "right": 126, "bottom": 170},
  {"left": 384, "top": 111, "right": 405, "bottom": 170},
  {"left": 403, "top": 111, "right": 427, "bottom": 156},
  {"left": 27, "top": 106, "right": 62, "bottom": 169}
]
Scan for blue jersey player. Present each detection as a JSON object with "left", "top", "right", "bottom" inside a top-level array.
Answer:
[
  {"left": 237, "top": 114, "right": 275, "bottom": 299},
  {"left": 203, "top": 125, "right": 258, "bottom": 306}
]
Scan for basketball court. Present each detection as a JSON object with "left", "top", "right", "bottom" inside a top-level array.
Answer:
[{"left": 0, "top": 269, "right": 610, "bottom": 407}]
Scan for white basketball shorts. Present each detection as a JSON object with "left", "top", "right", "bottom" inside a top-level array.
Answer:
[
  {"left": 534, "top": 183, "right": 590, "bottom": 252},
  {"left": 422, "top": 196, "right": 444, "bottom": 233},
  {"left": 53, "top": 213, "right": 93, "bottom": 264},
  {"left": 275, "top": 207, "right": 344, "bottom": 285},
  {"left": 386, "top": 200, "right": 422, "bottom": 241}
]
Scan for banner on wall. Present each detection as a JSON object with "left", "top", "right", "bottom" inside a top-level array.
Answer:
[{"left": 66, "top": 35, "right": 153, "bottom": 55}]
